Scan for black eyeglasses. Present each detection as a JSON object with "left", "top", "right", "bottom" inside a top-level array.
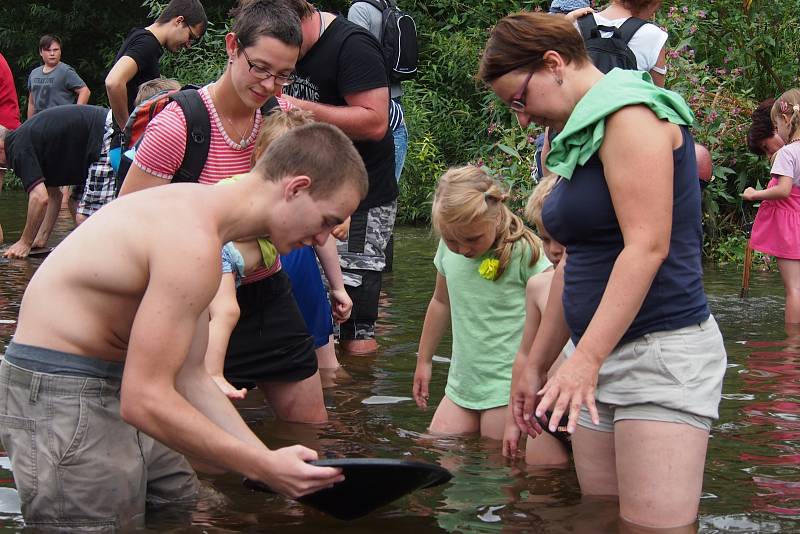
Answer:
[
  {"left": 509, "top": 71, "right": 534, "bottom": 113},
  {"left": 184, "top": 22, "right": 201, "bottom": 46},
  {"left": 237, "top": 39, "right": 296, "bottom": 86}
]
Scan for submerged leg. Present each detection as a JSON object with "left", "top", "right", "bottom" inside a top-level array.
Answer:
[{"left": 429, "top": 395, "right": 480, "bottom": 435}]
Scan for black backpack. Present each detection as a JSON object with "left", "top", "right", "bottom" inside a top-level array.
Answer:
[
  {"left": 353, "top": 0, "right": 418, "bottom": 82},
  {"left": 115, "top": 90, "right": 280, "bottom": 193},
  {"left": 576, "top": 15, "right": 649, "bottom": 74}
]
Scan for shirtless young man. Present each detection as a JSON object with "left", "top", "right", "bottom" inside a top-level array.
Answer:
[{"left": 0, "top": 123, "right": 367, "bottom": 530}]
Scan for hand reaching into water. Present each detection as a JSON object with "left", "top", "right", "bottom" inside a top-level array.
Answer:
[
  {"left": 3, "top": 239, "right": 32, "bottom": 259},
  {"left": 330, "top": 288, "right": 352, "bottom": 323},
  {"left": 534, "top": 350, "right": 601, "bottom": 435},
  {"left": 502, "top": 417, "right": 523, "bottom": 459},
  {"left": 412, "top": 360, "right": 432, "bottom": 408},
  {"left": 511, "top": 364, "right": 546, "bottom": 437}
]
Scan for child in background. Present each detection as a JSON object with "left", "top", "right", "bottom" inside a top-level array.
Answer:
[
  {"left": 744, "top": 89, "right": 800, "bottom": 325},
  {"left": 204, "top": 109, "right": 353, "bottom": 399},
  {"left": 204, "top": 199, "right": 282, "bottom": 400},
  {"left": 251, "top": 110, "right": 353, "bottom": 373},
  {"left": 747, "top": 98, "right": 784, "bottom": 161},
  {"left": 412, "top": 166, "right": 551, "bottom": 439},
  {"left": 504, "top": 174, "right": 571, "bottom": 465}
]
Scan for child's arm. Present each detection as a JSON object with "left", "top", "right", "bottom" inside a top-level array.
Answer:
[
  {"left": 205, "top": 273, "right": 247, "bottom": 400},
  {"left": 313, "top": 239, "right": 352, "bottom": 323},
  {"left": 504, "top": 273, "right": 548, "bottom": 458},
  {"left": 413, "top": 273, "right": 451, "bottom": 409},
  {"left": 743, "top": 175, "right": 793, "bottom": 201},
  {"left": 512, "top": 259, "right": 571, "bottom": 437}
]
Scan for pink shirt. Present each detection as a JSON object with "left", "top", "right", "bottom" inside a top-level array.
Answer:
[
  {"left": 133, "top": 85, "right": 292, "bottom": 283},
  {"left": 771, "top": 141, "right": 800, "bottom": 186},
  {"left": 133, "top": 85, "right": 290, "bottom": 184}
]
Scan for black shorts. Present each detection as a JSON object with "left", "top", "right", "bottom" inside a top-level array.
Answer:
[{"left": 224, "top": 270, "right": 317, "bottom": 387}]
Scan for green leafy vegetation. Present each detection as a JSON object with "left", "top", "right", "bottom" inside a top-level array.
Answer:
[{"left": 1, "top": 1, "right": 796, "bottom": 262}]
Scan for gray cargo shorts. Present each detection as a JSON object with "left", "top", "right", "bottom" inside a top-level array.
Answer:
[{"left": 0, "top": 359, "right": 200, "bottom": 531}]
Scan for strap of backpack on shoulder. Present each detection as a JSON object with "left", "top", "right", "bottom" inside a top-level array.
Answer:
[
  {"left": 169, "top": 89, "right": 211, "bottom": 184},
  {"left": 576, "top": 14, "right": 599, "bottom": 40},
  {"left": 617, "top": 17, "right": 649, "bottom": 44}
]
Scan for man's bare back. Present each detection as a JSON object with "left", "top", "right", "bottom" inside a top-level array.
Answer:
[{"left": 13, "top": 184, "right": 224, "bottom": 361}]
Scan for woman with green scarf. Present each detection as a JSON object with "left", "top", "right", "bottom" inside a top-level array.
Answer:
[{"left": 478, "top": 11, "right": 726, "bottom": 530}]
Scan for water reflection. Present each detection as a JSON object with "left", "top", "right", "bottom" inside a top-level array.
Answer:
[{"left": 1, "top": 194, "right": 799, "bottom": 531}]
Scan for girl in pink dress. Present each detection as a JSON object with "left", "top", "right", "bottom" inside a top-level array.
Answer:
[{"left": 744, "top": 88, "right": 800, "bottom": 324}]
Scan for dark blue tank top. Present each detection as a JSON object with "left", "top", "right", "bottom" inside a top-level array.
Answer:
[{"left": 541, "top": 126, "right": 709, "bottom": 343}]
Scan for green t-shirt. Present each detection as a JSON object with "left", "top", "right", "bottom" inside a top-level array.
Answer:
[{"left": 434, "top": 238, "right": 551, "bottom": 410}]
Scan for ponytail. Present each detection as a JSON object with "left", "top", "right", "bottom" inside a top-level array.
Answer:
[{"left": 432, "top": 165, "right": 542, "bottom": 280}]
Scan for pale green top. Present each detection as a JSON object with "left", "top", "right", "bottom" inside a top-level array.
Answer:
[
  {"left": 434, "top": 238, "right": 551, "bottom": 410},
  {"left": 546, "top": 68, "right": 695, "bottom": 179}
]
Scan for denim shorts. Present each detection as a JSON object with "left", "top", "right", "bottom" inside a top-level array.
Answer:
[
  {"left": 0, "top": 359, "right": 199, "bottom": 531},
  {"left": 574, "top": 316, "right": 727, "bottom": 432}
]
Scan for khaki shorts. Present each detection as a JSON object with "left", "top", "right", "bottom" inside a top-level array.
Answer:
[
  {"left": 0, "top": 360, "right": 200, "bottom": 531},
  {"left": 574, "top": 316, "right": 727, "bottom": 432}
]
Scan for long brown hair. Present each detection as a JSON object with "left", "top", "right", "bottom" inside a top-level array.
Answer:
[
  {"left": 478, "top": 11, "right": 589, "bottom": 83},
  {"left": 432, "top": 165, "right": 542, "bottom": 279}
]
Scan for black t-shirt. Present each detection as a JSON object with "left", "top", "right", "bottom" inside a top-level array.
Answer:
[
  {"left": 113, "top": 27, "right": 164, "bottom": 114},
  {"left": 284, "top": 16, "right": 398, "bottom": 210},
  {"left": 5, "top": 104, "right": 108, "bottom": 192}
]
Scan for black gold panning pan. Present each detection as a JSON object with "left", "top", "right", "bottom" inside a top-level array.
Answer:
[{"left": 244, "top": 458, "right": 452, "bottom": 520}]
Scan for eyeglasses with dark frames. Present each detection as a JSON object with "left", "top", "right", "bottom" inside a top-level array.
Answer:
[
  {"left": 509, "top": 70, "right": 535, "bottom": 113},
  {"left": 237, "top": 39, "right": 296, "bottom": 86},
  {"left": 184, "top": 22, "right": 201, "bottom": 46}
]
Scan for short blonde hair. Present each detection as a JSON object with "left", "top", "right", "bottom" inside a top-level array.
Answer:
[
  {"left": 253, "top": 121, "right": 369, "bottom": 200},
  {"left": 524, "top": 174, "right": 559, "bottom": 232},
  {"left": 134, "top": 78, "right": 181, "bottom": 107},
  {"left": 432, "top": 165, "right": 542, "bottom": 280},
  {"left": 252, "top": 108, "right": 314, "bottom": 165}
]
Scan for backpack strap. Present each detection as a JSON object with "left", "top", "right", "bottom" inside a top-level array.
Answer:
[
  {"left": 576, "top": 14, "right": 598, "bottom": 41},
  {"left": 617, "top": 17, "right": 649, "bottom": 44},
  {"left": 169, "top": 89, "right": 211, "bottom": 184}
]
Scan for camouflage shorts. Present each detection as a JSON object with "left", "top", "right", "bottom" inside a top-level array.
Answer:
[{"left": 337, "top": 200, "right": 397, "bottom": 274}]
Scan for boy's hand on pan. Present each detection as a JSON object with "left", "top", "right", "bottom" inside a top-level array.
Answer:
[{"left": 259, "top": 445, "right": 344, "bottom": 499}]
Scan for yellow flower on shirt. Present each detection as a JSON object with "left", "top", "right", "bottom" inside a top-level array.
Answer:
[{"left": 478, "top": 258, "right": 500, "bottom": 281}]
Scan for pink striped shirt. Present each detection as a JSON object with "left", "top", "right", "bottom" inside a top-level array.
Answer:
[
  {"left": 133, "top": 85, "right": 292, "bottom": 283},
  {"left": 133, "top": 85, "right": 290, "bottom": 184}
]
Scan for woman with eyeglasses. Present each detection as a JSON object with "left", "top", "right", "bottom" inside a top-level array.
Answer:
[
  {"left": 118, "top": 1, "right": 333, "bottom": 426},
  {"left": 479, "top": 12, "right": 726, "bottom": 530}
]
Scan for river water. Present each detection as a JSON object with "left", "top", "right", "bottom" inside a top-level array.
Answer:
[{"left": 0, "top": 191, "right": 798, "bottom": 532}]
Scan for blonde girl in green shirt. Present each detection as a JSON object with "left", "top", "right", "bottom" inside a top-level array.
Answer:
[{"left": 412, "top": 165, "right": 551, "bottom": 439}]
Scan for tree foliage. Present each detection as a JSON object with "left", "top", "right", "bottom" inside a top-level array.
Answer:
[{"left": 2, "top": 0, "right": 797, "bottom": 260}]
